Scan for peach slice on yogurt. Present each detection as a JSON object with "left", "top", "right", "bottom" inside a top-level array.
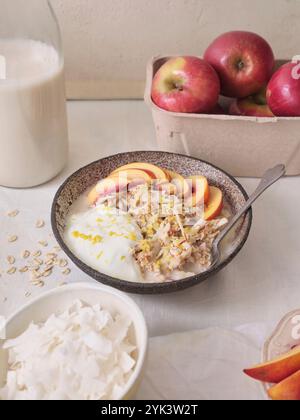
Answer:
[
  {"left": 204, "top": 186, "right": 223, "bottom": 221},
  {"left": 111, "top": 162, "right": 168, "bottom": 181},
  {"left": 110, "top": 168, "right": 153, "bottom": 184},
  {"left": 164, "top": 169, "right": 190, "bottom": 197},
  {"left": 88, "top": 177, "right": 128, "bottom": 205},
  {"left": 155, "top": 181, "right": 178, "bottom": 195},
  {"left": 88, "top": 169, "right": 151, "bottom": 205},
  {"left": 185, "top": 175, "right": 210, "bottom": 207}
]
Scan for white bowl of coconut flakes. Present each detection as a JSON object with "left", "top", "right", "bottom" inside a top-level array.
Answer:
[{"left": 0, "top": 283, "right": 148, "bottom": 400}]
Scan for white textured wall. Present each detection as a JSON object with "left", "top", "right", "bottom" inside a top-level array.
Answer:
[{"left": 48, "top": 0, "right": 300, "bottom": 99}]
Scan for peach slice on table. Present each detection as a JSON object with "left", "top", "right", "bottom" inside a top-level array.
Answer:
[
  {"left": 204, "top": 186, "right": 223, "bottom": 221},
  {"left": 111, "top": 162, "right": 168, "bottom": 181},
  {"left": 244, "top": 346, "right": 300, "bottom": 384},
  {"left": 268, "top": 370, "right": 300, "bottom": 401},
  {"left": 185, "top": 175, "right": 210, "bottom": 207},
  {"left": 164, "top": 169, "right": 190, "bottom": 197}
]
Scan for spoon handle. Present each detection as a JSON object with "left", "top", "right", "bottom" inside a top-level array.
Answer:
[{"left": 215, "top": 164, "right": 286, "bottom": 246}]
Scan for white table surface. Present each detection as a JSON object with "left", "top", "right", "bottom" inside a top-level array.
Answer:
[{"left": 1, "top": 100, "right": 299, "bottom": 342}]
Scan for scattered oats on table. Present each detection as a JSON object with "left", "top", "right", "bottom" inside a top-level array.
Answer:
[
  {"left": 33, "top": 258, "right": 43, "bottom": 266},
  {"left": 8, "top": 235, "right": 18, "bottom": 243},
  {"left": 59, "top": 259, "right": 68, "bottom": 268},
  {"left": 6, "top": 256, "right": 15, "bottom": 265},
  {"left": 7, "top": 210, "right": 19, "bottom": 218},
  {"left": 7, "top": 267, "right": 17, "bottom": 275},
  {"left": 38, "top": 240, "right": 48, "bottom": 247},
  {"left": 22, "top": 250, "right": 31, "bottom": 259},
  {"left": 32, "top": 250, "right": 42, "bottom": 257},
  {"left": 42, "top": 268, "right": 52, "bottom": 278},
  {"left": 35, "top": 219, "right": 45, "bottom": 229},
  {"left": 30, "top": 265, "right": 40, "bottom": 272},
  {"left": 46, "top": 253, "right": 57, "bottom": 259},
  {"left": 2, "top": 213, "right": 68, "bottom": 288},
  {"left": 31, "top": 279, "right": 45, "bottom": 288}
]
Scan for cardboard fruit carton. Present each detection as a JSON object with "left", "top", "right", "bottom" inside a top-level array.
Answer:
[{"left": 145, "top": 56, "right": 300, "bottom": 177}]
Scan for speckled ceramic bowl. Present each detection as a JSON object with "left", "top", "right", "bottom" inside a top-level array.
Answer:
[
  {"left": 51, "top": 151, "right": 252, "bottom": 294},
  {"left": 262, "top": 310, "right": 300, "bottom": 399}
]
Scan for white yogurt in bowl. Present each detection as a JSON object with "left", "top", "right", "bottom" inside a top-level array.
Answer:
[{"left": 64, "top": 205, "right": 143, "bottom": 283}]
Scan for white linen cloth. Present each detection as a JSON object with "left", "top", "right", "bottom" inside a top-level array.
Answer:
[{"left": 137, "top": 327, "right": 265, "bottom": 400}]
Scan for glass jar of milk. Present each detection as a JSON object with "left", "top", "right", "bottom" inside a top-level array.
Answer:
[{"left": 0, "top": 0, "right": 68, "bottom": 188}]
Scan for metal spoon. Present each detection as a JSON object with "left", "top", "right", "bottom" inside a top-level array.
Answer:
[{"left": 210, "top": 164, "right": 286, "bottom": 270}]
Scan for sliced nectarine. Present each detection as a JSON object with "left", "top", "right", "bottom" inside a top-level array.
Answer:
[
  {"left": 186, "top": 175, "right": 210, "bottom": 207},
  {"left": 156, "top": 181, "right": 177, "bottom": 195},
  {"left": 87, "top": 186, "right": 100, "bottom": 206},
  {"left": 164, "top": 169, "right": 190, "bottom": 197},
  {"left": 204, "top": 186, "right": 223, "bottom": 221},
  {"left": 112, "top": 162, "right": 168, "bottom": 181},
  {"left": 87, "top": 170, "right": 150, "bottom": 206},
  {"left": 88, "top": 177, "right": 128, "bottom": 205},
  {"left": 244, "top": 346, "right": 300, "bottom": 384},
  {"left": 113, "top": 168, "right": 153, "bottom": 183},
  {"left": 268, "top": 370, "right": 300, "bottom": 401}
]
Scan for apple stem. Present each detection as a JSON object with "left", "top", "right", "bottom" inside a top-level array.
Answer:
[
  {"left": 237, "top": 60, "right": 245, "bottom": 70},
  {"left": 175, "top": 83, "right": 184, "bottom": 91}
]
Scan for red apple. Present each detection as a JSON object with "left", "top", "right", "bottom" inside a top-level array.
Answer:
[
  {"left": 151, "top": 56, "right": 220, "bottom": 113},
  {"left": 266, "top": 61, "right": 300, "bottom": 117},
  {"left": 204, "top": 31, "right": 275, "bottom": 98},
  {"left": 229, "top": 88, "right": 274, "bottom": 117}
]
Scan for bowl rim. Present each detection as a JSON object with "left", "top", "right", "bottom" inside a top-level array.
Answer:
[
  {"left": 1, "top": 282, "right": 148, "bottom": 400},
  {"left": 51, "top": 150, "right": 253, "bottom": 293}
]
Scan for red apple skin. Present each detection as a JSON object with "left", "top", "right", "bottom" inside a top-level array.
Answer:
[
  {"left": 230, "top": 99, "right": 273, "bottom": 117},
  {"left": 151, "top": 56, "right": 220, "bottom": 113},
  {"left": 230, "top": 89, "right": 274, "bottom": 117},
  {"left": 204, "top": 31, "right": 275, "bottom": 98},
  {"left": 266, "top": 62, "right": 300, "bottom": 117}
]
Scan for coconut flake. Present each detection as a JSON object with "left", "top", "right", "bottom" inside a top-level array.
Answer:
[{"left": 0, "top": 300, "right": 136, "bottom": 400}]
